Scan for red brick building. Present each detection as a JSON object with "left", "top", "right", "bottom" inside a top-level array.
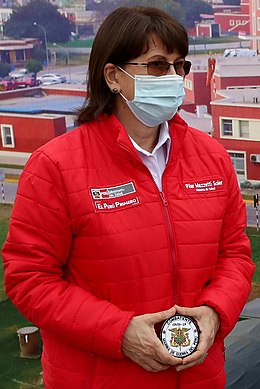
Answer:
[
  {"left": 184, "top": 59, "right": 211, "bottom": 113},
  {"left": 195, "top": 1, "right": 250, "bottom": 37},
  {"left": 196, "top": 21, "right": 220, "bottom": 38},
  {"left": 249, "top": 0, "right": 260, "bottom": 52},
  {"left": 211, "top": 88, "right": 260, "bottom": 183},
  {"left": 208, "top": 56, "right": 260, "bottom": 100},
  {"left": 0, "top": 113, "right": 66, "bottom": 153},
  {"left": 183, "top": 54, "right": 260, "bottom": 183},
  {"left": 0, "top": 85, "right": 85, "bottom": 155},
  {"left": 214, "top": 1, "right": 250, "bottom": 35}
]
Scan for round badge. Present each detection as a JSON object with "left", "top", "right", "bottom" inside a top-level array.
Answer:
[{"left": 160, "top": 314, "right": 200, "bottom": 358}]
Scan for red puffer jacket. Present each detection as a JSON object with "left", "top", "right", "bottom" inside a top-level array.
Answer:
[{"left": 2, "top": 113, "right": 255, "bottom": 389}]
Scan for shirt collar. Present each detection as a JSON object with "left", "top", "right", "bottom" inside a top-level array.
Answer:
[{"left": 130, "top": 122, "right": 171, "bottom": 157}]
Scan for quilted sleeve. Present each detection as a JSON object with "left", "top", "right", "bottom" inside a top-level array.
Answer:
[
  {"left": 196, "top": 155, "right": 255, "bottom": 340},
  {"left": 2, "top": 150, "right": 134, "bottom": 359}
]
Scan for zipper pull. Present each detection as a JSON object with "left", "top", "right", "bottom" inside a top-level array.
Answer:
[{"left": 160, "top": 191, "right": 168, "bottom": 206}]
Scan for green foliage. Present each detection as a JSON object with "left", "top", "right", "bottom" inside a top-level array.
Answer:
[
  {"left": 246, "top": 228, "right": 260, "bottom": 282},
  {"left": 0, "top": 300, "right": 43, "bottom": 388},
  {"left": 91, "top": 0, "right": 185, "bottom": 24},
  {"left": 62, "top": 39, "right": 93, "bottom": 48},
  {"left": 0, "top": 206, "right": 41, "bottom": 387},
  {"left": 25, "top": 59, "right": 43, "bottom": 74},
  {"left": 175, "top": 0, "right": 213, "bottom": 28},
  {"left": 32, "top": 46, "right": 47, "bottom": 62},
  {"left": 0, "top": 204, "right": 12, "bottom": 302},
  {"left": 89, "top": 0, "right": 212, "bottom": 29},
  {"left": 0, "top": 63, "right": 11, "bottom": 78},
  {"left": 3, "top": 0, "right": 74, "bottom": 43}
]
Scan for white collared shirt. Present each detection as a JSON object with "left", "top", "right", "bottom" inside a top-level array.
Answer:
[{"left": 130, "top": 122, "right": 171, "bottom": 191}]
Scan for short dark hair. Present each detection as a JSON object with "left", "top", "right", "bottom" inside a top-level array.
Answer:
[{"left": 77, "top": 6, "right": 188, "bottom": 124}]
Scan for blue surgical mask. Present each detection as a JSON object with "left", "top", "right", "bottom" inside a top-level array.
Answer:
[{"left": 119, "top": 67, "right": 185, "bottom": 127}]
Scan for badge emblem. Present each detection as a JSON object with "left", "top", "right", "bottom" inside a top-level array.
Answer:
[{"left": 160, "top": 315, "right": 200, "bottom": 358}]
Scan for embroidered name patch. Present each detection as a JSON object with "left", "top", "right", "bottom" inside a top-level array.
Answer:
[
  {"left": 90, "top": 182, "right": 140, "bottom": 212},
  {"left": 184, "top": 178, "right": 225, "bottom": 194}
]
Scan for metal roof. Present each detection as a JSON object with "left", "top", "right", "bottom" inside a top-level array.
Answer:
[{"left": 0, "top": 92, "right": 84, "bottom": 115}]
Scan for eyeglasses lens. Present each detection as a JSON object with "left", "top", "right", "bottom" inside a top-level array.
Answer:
[
  {"left": 147, "top": 61, "right": 169, "bottom": 76},
  {"left": 183, "top": 61, "right": 191, "bottom": 76},
  {"left": 147, "top": 60, "right": 190, "bottom": 76}
]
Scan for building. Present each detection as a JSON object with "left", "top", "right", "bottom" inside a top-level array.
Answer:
[
  {"left": 209, "top": 56, "right": 260, "bottom": 99},
  {"left": 204, "top": 0, "right": 224, "bottom": 4},
  {"left": 0, "top": 112, "right": 66, "bottom": 153},
  {"left": 0, "top": 84, "right": 85, "bottom": 158},
  {"left": 179, "top": 108, "right": 213, "bottom": 135},
  {"left": 60, "top": 9, "right": 102, "bottom": 36},
  {"left": 184, "top": 55, "right": 260, "bottom": 115},
  {"left": 0, "top": 7, "right": 12, "bottom": 34},
  {"left": 0, "top": 38, "right": 39, "bottom": 67},
  {"left": 211, "top": 87, "right": 260, "bottom": 183},
  {"left": 196, "top": 20, "right": 220, "bottom": 38},
  {"left": 214, "top": 0, "right": 250, "bottom": 35},
  {"left": 195, "top": 1, "right": 250, "bottom": 37},
  {"left": 184, "top": 56, "right": 212, "bottom": 113},
  {"left": 183, "top": 53, "right": 260, "bottom": 184},
  {"left": 249, "top": 0, "right": 260, "bottom": 52}
]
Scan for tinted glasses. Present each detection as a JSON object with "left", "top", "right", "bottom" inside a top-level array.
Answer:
[{"left": 119, "top": 59, "right": 191, "bottom": 77}]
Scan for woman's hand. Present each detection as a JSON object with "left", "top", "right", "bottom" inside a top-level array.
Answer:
[
  {"left": 174, "top": 304, "right": 220, "bottom": 371},
  {"left": 122, "top": 307, "right": 183, "bottom": 372}
]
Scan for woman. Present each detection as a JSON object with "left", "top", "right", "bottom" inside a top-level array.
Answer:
[{"left": 2, "top": 6, "right": 255, "bottom": 389}]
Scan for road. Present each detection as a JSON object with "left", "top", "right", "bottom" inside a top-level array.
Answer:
[
  {"left": 246, "top": 203, "right": 260, "bottom": 228},
  {"left": 37, "top": 65, "right": 88, "bottom": 85},
  {"left": 1, "top": 180, "right": 258, "bottom": 228},
  {"left": 0, "top": 181, "right": 16, "bottom": 204}
]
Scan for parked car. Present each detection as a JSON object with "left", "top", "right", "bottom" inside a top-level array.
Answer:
[
  {"left": 9, "top": 68, "right": 29, "bottom": 79},
  {"left": 0, "top": 77, "right": 16, "bottom": 91},
  {"left": 14, "top": 74, "right": 41, "bottom": 88},
  {"left": 223, "top": 48, "right": 257, "bottom": 58},
  {"left": 37, "top": 73, "right": 67, "bottom": 85}
]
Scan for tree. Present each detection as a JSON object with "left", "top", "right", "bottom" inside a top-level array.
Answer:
[
  {"left": 90, "top": 0, "right": 211, "bottom": 30},
  {"left": 0, "top": 63, "right": 11, "bottom": 78},
  {"left": 90, "top": 0, "right": 186, "bottom": 26},
  {"left": 3, "top": 0, "right": 74, "bottom": 43},
  {"left": 175, "top": 0, "right": 213, "bottom": 28},
  {"left": 25, "top": 59, "right": 43, "bottom": 75},
  {"left": 31, "top": 46, "right": 47, "bottom": 63}
]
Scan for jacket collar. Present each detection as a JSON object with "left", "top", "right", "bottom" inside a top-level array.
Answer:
[
  {"left": 168, "top": 113, "right": 189, "bottom": 158},
  {"left": 87, "top": 113, "right": 189, "bottom": 161}
]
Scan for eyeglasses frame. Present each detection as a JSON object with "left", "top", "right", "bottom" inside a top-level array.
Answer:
[{"left": 117, "top": 59, "right": 191, "bottom": 76}]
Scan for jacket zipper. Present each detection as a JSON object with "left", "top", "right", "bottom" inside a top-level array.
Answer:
[
  {"left": 118, "top": 140, "right": 181, "bottom": 387},
  {"left": 118, "top": 140, "right": 179, "bottom": 304},
  {"left": 159, "top": 191, "right": 179, "bottom": 305},
  {"left": 160, "top": 190, "right": 181, "bottom": 387}
]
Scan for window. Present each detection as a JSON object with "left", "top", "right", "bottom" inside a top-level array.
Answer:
[
  {"left": 222, "top": 119, "right": 233, "bottom": 136},
  {"left": 258, "top": 17, "right": 260, "bottom": 31},
  {"left": 236, "top": 20, "right": 241, "bottom": 25},
  {"left": 239, "top": 120, "right": 249, "bottom": 138},
  {"left": 15, "top": 49, "right": 25, "bottom": 61},
  {"left": 230, "top": 20, "right": 235, "bottom": 26},
  {"left": 184, "top": 78, "right": 192, "bottom": 90},
  {"left": 1, "top": 124, "right": 15, "bottom": 148},
  {"left": 229, "top": 152, "right": 245, "bottom": 176}
]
